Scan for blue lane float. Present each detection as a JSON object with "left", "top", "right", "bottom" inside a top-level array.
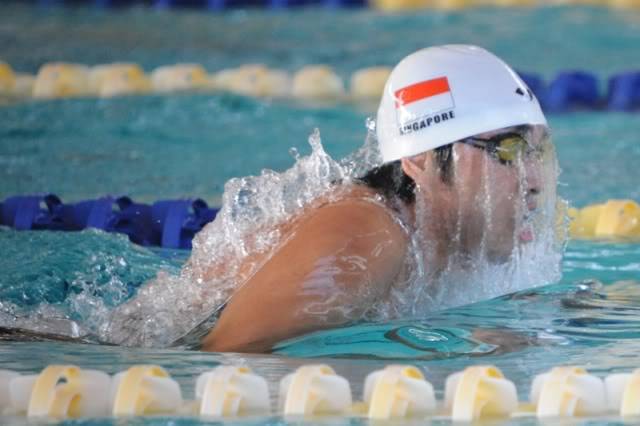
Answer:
[
  {"left": 545, "top": 71, "right": 601, "bottom": 112},
  {"left": 519, "top": 70, "right": 639, "bottom": 113},
  {"left": 517, "top": 71, "right": 546, "bottom": 104},
  {"left": 38, "top": 0, "right": 366, "bottom": 9},
  {"left": 607, "top": 71, "right": 640, "bottom": 112},
  {"left": 0, "top": 195, "right": 219, "bottom": 250}
]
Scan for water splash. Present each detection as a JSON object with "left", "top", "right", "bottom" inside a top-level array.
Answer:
[
  {"left": 1, "top": 124, "right": 566, "bottom": 349},
  {"left": 378, "top": 125, "right": 565, "bottom": 318},
  {"left": 0, "top": 228, "right": 180, "bottom": 339},
  {"left": 103, "top": 129, "right": 350, "bottom": 347}
]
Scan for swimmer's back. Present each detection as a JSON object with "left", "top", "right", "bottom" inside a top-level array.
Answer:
[{"left": 201, "top": 185, "right": 408, "bottom": 352}]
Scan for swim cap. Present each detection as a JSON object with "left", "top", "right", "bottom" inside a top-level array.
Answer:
[{"left": 376, "top": 45, "right": 547, "bottom": 163}]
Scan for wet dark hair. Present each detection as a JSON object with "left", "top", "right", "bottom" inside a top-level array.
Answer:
[{"left": 357, "top": 144, "right": 453, "bottom": 204}]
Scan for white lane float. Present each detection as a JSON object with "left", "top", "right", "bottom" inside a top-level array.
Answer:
[
  {"left": 363, "top": 364, "right": 436, "bottom": 419},
  {"left": 0, "top": 366, "right": 110, "bottom": 418},
  {"left": 3, "top": 363, "right": 640, "bottom": 421},
  {"left": 0, "top": 370, "right": 21, "bottom": 412},
  {"left": 89, "top": 63, "right": 151, "bottom": 97},
  {"left": 12, "top": 73, "right": 35, "bottom": 98},
  {"left": 33, "top": 63, "right": 90, "bottom": 99},
  {"left": 349, "top": 66, "right": 391, "bottom": 100},
  {"left": 195, "top": 365, "right": 270, "bottom": 417},
  {"left": 445, "top": 365, "right": 518, "bottom": 421},
  {"left": 531, "top": 366, "right": 606, "bottom": 418},
  {"left": 151, "top": 64, "right": 210, "bottom": 93},
  {"left": 111, "top": 365, "right": 182, "bottom": 416},
  {"left": 279, "top": 364, "right": 351, "bottom": 416},
  {"left": 292, "top": 65, "right": 345, "bottom": 101},
  {"left": 2, "top": 372, "right": 34, "bottom": 415},
  {"left": 28, "top": 365, "right": 110, "bottom": 418},
  {"left": 215, "top": 64, "right": 291, "bottom": 98},
  {"left": 605, "top": 369, "right": 640, "bottom": 416}
]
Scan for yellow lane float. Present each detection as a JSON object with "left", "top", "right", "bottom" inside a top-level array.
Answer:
[
  {"left": 215, "top": 64, "right": 291, "bottom": 98},
  {"left": 481, "top": 0, "right": 535, "bottom": 6},
  {"left": 151, "top": 64, "right": 209, "bottom": 93},
  {"left": 89, "top": 63, "right": 151, "bottom": 97},
  {"left": 368, "top": 0, "right": 637, "bottom": 9},
  {"left": 279, "top": 364, "right": 352, "bottom": 416},
  {"left": 0, "top": 61, "right": 16, "bottom": 96},
  {"left": 569, "top": 199, "right": 640, "bottom": 240},
  {"left": 445, "top": 365, "right": 518, "bottom": 421},
  {"left": 195, "top": 366, "right": 270, "bottom": 417},
  {"left": 608, "top": 0, "right": 640, "bottom": 8},
  {"left": 605, "top": 369, "right": 640, "bottom": 416},
  {"left": 33, "top": 63, "right": 90, "bottom": 99},
  {"left": 370, "top": 0, "right": 480, "bottom": 10},
  {"left": 430, "top": 0, "right": 474, "bottom": 9},
  {"left": 369, "top": 0, "right": 430, "bottom": 11},
  {"left": 349, "top": 66, "right": 391, "bottom": 101},
  {"left": 531, "top": 366, "right": 606, "bottom": 418},
  {"left": 111, "top": 365, "right": 182, "bottom": 416},
  {"left": 292, "top": 65, "right": 345, "bottom": 101},
  {"left": 364, "top": 365, "right": 435, "bottom": 419}
]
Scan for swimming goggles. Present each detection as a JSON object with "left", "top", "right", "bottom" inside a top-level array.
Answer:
[{"left": 462, "top": 132, "right": 544, "bottom": 166}]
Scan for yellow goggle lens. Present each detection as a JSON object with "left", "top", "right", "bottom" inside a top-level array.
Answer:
[{"left": 495, "top": 136, "right": 526, "bottom": 163}]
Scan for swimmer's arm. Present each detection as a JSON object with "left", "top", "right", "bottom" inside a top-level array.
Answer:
[{"left": 201, "top": 201, "right": 407, "bottom": 353}]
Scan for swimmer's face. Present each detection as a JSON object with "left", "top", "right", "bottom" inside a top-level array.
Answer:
[
  {"left": 454, "top": 126, "right": 549, "bottom": 260},
  {"left": 403, "top": 125, "right": 550, "bottom": 262}
]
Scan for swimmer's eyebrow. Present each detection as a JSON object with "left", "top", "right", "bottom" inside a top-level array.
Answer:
[{"left": 472, "top": 125, "right": 528, "bottom": 139}]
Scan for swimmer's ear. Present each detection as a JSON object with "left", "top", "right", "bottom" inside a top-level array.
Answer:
[{"left": 400, "top": 154, "right": 428, "bottom": 182}]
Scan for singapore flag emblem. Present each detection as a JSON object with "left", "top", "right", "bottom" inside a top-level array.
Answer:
[{"left": 395, "top": 76, "right": 455, "bottom": 128}]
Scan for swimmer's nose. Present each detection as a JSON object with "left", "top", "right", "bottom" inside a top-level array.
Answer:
[{"left": 524, "top": 159, "right": 542, "bottom": 200}]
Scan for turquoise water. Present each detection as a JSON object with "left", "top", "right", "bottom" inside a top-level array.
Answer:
[
  {"left": 1, "top": 241, "right": 640, "bottom": 424},
  {"left": 1, "top": 2, "right": 640, "bottom": 424},
  {"left": 2, "top": 3, "right": 640, "bottom": 78},
  {"left": 1, "top": 3, "right": 639, "bottom": 204},
  {"left": 2, "top": 95, "right": 640, "bottom": 205}
]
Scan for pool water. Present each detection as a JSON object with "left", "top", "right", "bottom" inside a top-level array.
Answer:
[
  {"left": 1, "top": 2, "right": 640, "bottom": 203},
  {"left": 0, "top": 2, "right": 639, "bottom": 424}
]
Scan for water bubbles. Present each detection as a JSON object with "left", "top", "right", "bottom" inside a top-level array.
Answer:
[
  {"left": 103, "top": 128, "right": 351, "bottom": 347},
  {"left": 0, "top": 229, "right": 180, "bottom": 342},
  {"left": 289, "top": 147, "right": 300, "bottom": 160},
  {"left": 366, "top": 117, "right": 376, "bottom": 132},
  {"left": 0, "top": 122, "right": 566, "bottom": 349}
]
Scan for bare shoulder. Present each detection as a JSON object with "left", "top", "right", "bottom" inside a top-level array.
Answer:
[
  {"left": 291, "top": 185, "right": 409, "bottom": 262},
  {"left": 202, "top": 186, "right": 409, "bottom": 352}
]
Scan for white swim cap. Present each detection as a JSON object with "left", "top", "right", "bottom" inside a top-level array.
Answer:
[{"left": 376, "top": 45, "right": 547, "bottom": 163}]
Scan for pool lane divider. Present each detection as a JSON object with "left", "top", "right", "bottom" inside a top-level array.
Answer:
[
  {"left": 568, "top": 199, "right": 640, "bottom": 240},
  {"left": 0, "top": 195, "right": 219, "bottom": 249},
  {"left": 3, "top": 195, "right": 640, "bottom": 246},
  {"left": 1, "top": 60, "right": 640, "bottom": 112},
  {"left": 32, "top": 0, "right": 640, "bottom": 10},
  {"left": 0, "top": 363, "right": 638, "bottom": 420}
]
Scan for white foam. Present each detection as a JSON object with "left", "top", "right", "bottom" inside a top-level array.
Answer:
[{"left": 2, "top": 124, "right": 565, "bottom": 348}]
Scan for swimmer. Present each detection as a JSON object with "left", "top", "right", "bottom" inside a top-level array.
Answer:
[{"left": 107, "top": 45, "right": 560, "bottom": 353}]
